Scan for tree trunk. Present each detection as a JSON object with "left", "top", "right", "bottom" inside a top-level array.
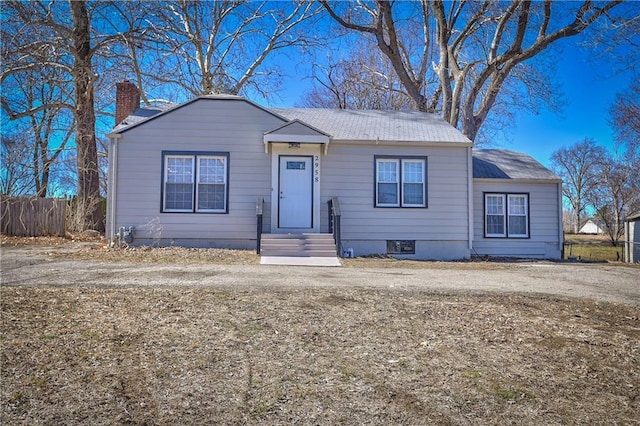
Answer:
[
  {"left": 70, "top": 0, "right": 104, "bottom": 232},
  {"left": 33, "top": 141, "right": 44, "bottom": 197},
  {"left": 36, "top": 138, "right": 49, "bottom": 198}
]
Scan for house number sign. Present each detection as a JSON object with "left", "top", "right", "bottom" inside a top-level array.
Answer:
[{"left": 314, "top": 155, "right": 320, "bottom": 183}]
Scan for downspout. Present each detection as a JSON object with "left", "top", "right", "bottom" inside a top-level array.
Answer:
[
  {"left": 557, "top": 181, "right": 564, "bottom": 257},
  {"left": 107, "top": 133, "right": 121, "bottom": 246},
  {"left": 467, "top": 146, "right": 474, "bottom": 254}
]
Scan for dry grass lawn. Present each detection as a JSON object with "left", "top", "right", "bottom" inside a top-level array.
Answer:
[
  {"left": 2, "top": 285, "right": 639, "bottom": 424},
  {"left": 563, "top": 233, "right": 624, "bottom": 262},
  {"left": 2, "top": 236, "right": 639, "bottom": 423}
]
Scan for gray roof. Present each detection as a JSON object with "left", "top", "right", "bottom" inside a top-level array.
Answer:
[
  {"left": 112, "top": 95, "right": 283, "bottom": 134},
  {"left": 113, "top": 97, "right": 470, "bottom": 144},
  {"left": 113, "top": 100, "right": 555, "bottom": 181},
  {"left": 114, "top": 104, "right": 175, "bottom": 131},
  {"left": 473, "top": 149, "right": 559, "bottom": 181},
  {"left": 271, "top": 108, "right": 471, "bottom": 144}
]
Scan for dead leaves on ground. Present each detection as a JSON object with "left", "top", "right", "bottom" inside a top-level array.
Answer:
[{"left": 1, "top": 287, "right": 638, "bottom": 424}]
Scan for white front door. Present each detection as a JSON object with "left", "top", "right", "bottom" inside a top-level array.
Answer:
[{"left": 279, "top": 156, "right": 313, "bottom": 228}]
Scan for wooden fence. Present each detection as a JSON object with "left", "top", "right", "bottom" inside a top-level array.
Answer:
[{"left": 0, "top": 197, "right": 66, "bottom": 237}]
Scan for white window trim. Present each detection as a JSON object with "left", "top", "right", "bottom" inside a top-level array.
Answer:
[
  {"left": 162, "top": 152, "right": 228, "bottom": 214},
  {"left": 195, "top": 155, "right": 228, "bottom": 213},
  {"left": 163, "top": 155, "right": 195, "bottom": 213},
  {"left": 376, "top": 158, "right": 400, "bottom": 207},
  {"left": 507, "top": 194, "right": 529, "bottom": 238},
  {"left": 401, "top": 159, "right": 426, "bottom": 207},
  {"left": 375, "top": 157, "right": 427, "bottom": 208},
  {"left": 485, "top": 193, "right": 506, "bottom": 237},
  {"left": 484, "top": 193, "right": 530, "bottom": 238}
]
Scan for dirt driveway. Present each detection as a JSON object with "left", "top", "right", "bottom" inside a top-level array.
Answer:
[{"left": 2, "top": 243, "right": 639, "bottom": 307}]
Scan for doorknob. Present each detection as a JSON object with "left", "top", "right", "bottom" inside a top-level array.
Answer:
[{"left": 280, "top": 191, "right": 285, "bottom": 199}]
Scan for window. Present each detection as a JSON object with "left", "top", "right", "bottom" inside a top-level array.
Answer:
[
  {"left": 286, "top": 161, "right": 306, "bottom": 170},
  {"left": 387, "top": 240, "right": 416, "bottom": 254},
  {"left": 508, "top": 194, "right": 528, "bottom": 236},
  {"left": 484, "top": 193, "right": 529, "bottom": 238},
  {"left": 162, "top": 152, "right": 228, "bottom": 213},
  {"left": 485, "top": 194, "right": 505, "bottom": 236},
  {"left": 375, "top": 157, "right": 427, "bottom": 207}
]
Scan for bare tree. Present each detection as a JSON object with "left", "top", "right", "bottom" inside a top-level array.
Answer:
[
  {"left": 601, "top": 76, "right": 640, "bottom": 245},
  {"left": 562, "top": 209, "right": 577, "bottom": 234},
  {"left": 550, "top": 139, "right": 606, "bottom": 234},
  {"left": 587, "top": 6, "right": 640, "bottom": 76},
  {"left": 302, "top": 38, "right": 418, "bottom": 110},
  {"left": 0, "top": 131, "right": 35, "bottom": 196},
  {"left": 611, "top": 78, "right": 640, "bottom": 154},
  {"left": 589, "top": 151, "right": 640, "bottom": 246},
  {"left": 1, "top": 68, "right": 75, "bottom": 197},
  {"left": 320, "top": 1, "right": 626, "bottom": 140},
  {"left": 123, "top": 1, "right": 322, "bottom": 101},
  {"left": 2, "top": 0, "right": 143, "bottom": 231},
  {"left": 68, "top": 0, "right": 102, "bottom": 231}
]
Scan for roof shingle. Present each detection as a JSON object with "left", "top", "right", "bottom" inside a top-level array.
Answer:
[
  {"left": 473, "top": 149, "right": 559, "bottom": 180},
  {"left": 113, "top": 97, "right": 472, "bottom": 145},
  {"left": 271, "top": 108, "right": 471, "bottom": 144}
]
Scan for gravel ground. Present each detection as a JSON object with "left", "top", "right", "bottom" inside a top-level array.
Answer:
[{"left": 1, "top": 243, "right": 639, "bottom": 307}]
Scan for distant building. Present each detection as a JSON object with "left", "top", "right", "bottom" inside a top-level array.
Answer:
[
  {"left": 624, "top": 214, "right": 640, "bottom": 263},
  {"left": 579, "top": 219, "right": 604, "bottom": 234}
]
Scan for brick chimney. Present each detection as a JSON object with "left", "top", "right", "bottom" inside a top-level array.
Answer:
[{"left": 115, "top": 81, "right": 141, "bottom": 126}]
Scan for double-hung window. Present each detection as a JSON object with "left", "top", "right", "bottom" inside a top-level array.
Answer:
[
  {"left": 375, "top": 157, "right": 427, "bottom": 208},
  {"left": 484, "top": 193, "right": 529, "bottom": 238},
  {"left": 162, "top": 152, "right": 229, "bottom": 213}
]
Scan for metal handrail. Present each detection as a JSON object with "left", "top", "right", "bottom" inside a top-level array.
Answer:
[
  {"left": 328, "top": 197, "right": 341, "bottom": 257},
  {"left": 256, "top": 197, "right": 264, "bottom": 254}
]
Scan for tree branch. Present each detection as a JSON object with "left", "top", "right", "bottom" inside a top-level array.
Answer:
[{"left": 319, "top": 0, "right": 379, "bottom": 34}]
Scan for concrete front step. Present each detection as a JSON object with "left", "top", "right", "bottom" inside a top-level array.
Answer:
[
  {"left": 260, "top": 250, "right": 338, "bottom": 258},
  {"left": 260, "top": 256, "right": 341, "bottom": 267},
  {"left": 261, "top": 233, "right": 336, "bottom": 240},
  {"left": 260, "top": 233, "right": 338, "bottom": 258},
  {"left": 261, "top": 240, "right": 336, "bottom": 247}
]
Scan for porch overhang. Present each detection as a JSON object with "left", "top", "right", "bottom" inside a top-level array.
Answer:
[{"left": 264, "top": 119, "right": 331, "bottom": 154}]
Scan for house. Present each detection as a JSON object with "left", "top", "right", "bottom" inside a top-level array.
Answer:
[
  {"left": 579, "top": 219, "right": 604, "bottom": 234},
  {"left": 624, "top": 214, "right": 640, "bottom": 263},
  {"left": 471, "top": 149, "right": 563, "bottom": 259},
  {"left": 106, "top": 82, "right": 563, "bottom": 261}
]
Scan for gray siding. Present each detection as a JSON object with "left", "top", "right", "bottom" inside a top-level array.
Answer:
[
  {"left": 472, "top": 180, "right": 562, "bottom": 259},
  {"left": 268, "top": 121, "right": 325, "bottom": 137},
  {"left": 109, "top": 102, "right": 472, "bottom": 258},
  {"left": 110, "top": 99, "right": 283, "bottom": 247},
  {"left": 109, "top": 97, "right": 562, "bottom": 260},
  {"left": 321, "top": 143, "right": 471, "bottom": 259}
]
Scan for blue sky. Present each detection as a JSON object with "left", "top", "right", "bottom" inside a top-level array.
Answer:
[{"left": 499, "top": 47, "right": 632, "bottom": 167}]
